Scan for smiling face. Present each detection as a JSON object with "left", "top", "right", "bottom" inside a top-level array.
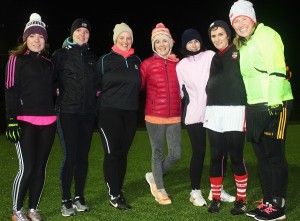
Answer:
[
  {"left": 115, "top": 31, "right": 133, "bottom": 52},
  {"left": 154, "top": 38, "right": 171, "bottom": 57},
  {"left": 210, "top": 26, "right": 229, "bottom": 50},
  {"left": 232, "top": 16, "right": 255, "bottom": 39},
  {"left": 26, "top": 33, "right": 45, "bottom": 52},
  {"left": 72, "top": 27, "right": 90, "bottom": 45}
]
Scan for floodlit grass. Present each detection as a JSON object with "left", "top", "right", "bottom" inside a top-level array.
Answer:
[{"left": 1, "top": 124, "right": 300, "bottom": 220}]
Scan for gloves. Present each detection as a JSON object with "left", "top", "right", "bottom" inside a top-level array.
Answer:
[
  {"left": 268, "top": 104, "right": 283, "bottom": 116},
  {"left": 286, "top": 66, "right": 292, "bottom": 81},
  {"left": 5, "top": 118, "right": 22, "bottom": 143}
]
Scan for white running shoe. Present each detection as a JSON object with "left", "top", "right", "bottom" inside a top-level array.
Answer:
[
  {"left": 145, "top": 172, "right": 158, "bottom": 197},
  {"left": 208, "top": 186, "right": 236, "bottom": 202},
  {"left": 61, "top": 200, "right": 76, "bottom": 217},
  {"left": 190, "top": 190, "right": 207, "bottom": 206},
  {"left": 27, "top": 209, "right": 43, "bottom": 221},
  {"left": 73, "top": 197, "right": 90, "bottom": 212},
  {"left": 12, "top": 208, "right": 29, "bottom": 221}
]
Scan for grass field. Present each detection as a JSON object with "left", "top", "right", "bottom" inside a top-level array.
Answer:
[{"left": 1, "top": 124, "right": 300, "bottom": 221}]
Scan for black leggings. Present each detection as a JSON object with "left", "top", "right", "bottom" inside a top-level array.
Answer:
[
  {"left": 252, "top": 138, "right": 288, "bottom": 201},
  {"left": 58, "top": 113, "right": 95, "bottom": 200},
  {"left": 208, "top": 129, "right": 247, "bottom": 177},
  {"left": 185, "top": 123, "right": 207, "bottom": 190},
  {"left": 97, "top": 109, "right": 137, "bottom": 198},
  {"left": 12, "top": 121, "right": 56, "bottom": 211},
  {"left": 247, "top": 100, "right": 293, "bottom": 201}
]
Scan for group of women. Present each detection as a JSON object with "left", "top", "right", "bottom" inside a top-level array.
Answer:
[{"left": 4, "top": 1, "right": 293, "bottom": 221}]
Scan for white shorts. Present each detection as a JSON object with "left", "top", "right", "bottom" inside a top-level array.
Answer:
[{"left": 203, "top": 106, "right": 246, "bottom": 133}]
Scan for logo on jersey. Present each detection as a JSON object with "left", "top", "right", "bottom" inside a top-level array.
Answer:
[{"left": 232, "top": 51, "right": 238, "bottom": 59}]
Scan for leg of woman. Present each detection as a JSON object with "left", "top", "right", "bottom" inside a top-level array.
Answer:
[
  {"left": 118, "top": 110, "right": 138, "bottom": 191},
  {"left": 145, "top": 122, "right": 166, "bottom": 190},
  {"left": 12, "top": 121, "right": 43, "bottom": 221},
  {"left": 28, "top": 122, "right": 56, "bottom": 209},
  {"left": 163, "top": 123, "right": 182, "bottom": 174},
  {"left": 74, "top": 114, "right": 95, "bottom": 199},
  {"left": 98, "top": 110, "right": 132, "bottom": 210},
  {"left": 253, "top": 137, "right": 288, "bottom": 204},
  {"left": 98, "top": 110, "right": 123, "bottom": 198},
  {"left": 207, "top": 129, "right": 225, "bottom": 200},
  {"left": 263, "top": 138, "right": 288, "bottom": 203},
  {"left": 185, "top": 123, "right": 206, "bottom": 190},
  {"left": 226, "top": 131, "right": 248, "bottom": 201},
  {"left": 12, "top": 121, "right": 37, "bottom": 212},
  {"left": 266, "top": 100, "right": 292, "bottom": 204},
  {"left": 226, "top": 131, "right": 248, "bottom": 215},
  {"left": 207, "top": 129, "right": 226, "bottom": 213},
  {"left": 59, "top": 113, "right": 80, "bottom": 201}
]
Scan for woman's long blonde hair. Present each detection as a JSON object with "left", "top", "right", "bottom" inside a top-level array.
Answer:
[{"left": 8, "top": 41, "right": 50, "bottom": 57}]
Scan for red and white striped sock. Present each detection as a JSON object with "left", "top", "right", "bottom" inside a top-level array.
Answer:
[
  {"left": 234, "top": 173, "right": 248, "bottom": 202},
  {"left": 210, "top": 177, "right": 223, "bottom": 201}
]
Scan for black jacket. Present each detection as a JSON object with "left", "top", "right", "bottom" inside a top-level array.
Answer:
[
  {"left": 5, "top": 50, "right": 56, "bottom": 118},
  {"left": 52, "top": 38, "right": 100, "bottom": 114},
  {"left": 97, "top": 51, "right": 141, "bottom": 111},
  {"left": 206, "top": 44, "right": 247, "bottom": 106}
]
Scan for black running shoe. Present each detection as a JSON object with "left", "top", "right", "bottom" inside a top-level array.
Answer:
[
  {"left": 246, "top": 200, "right": 268, "bottom": 217},
  {"left": 208, "top": 198, "right": 221, "bottom": 213},
  {"left": 230, "top": 199, "right": 247, "bottom": 215},
  {"left": 254, "top": 204, "right": 286, "bottom": 221},
  {"left": 119, "top": 194, "right": 132, "bottom": 209},
  {"left": 110, "top": 196, "right": 132, "bottom": 210}
]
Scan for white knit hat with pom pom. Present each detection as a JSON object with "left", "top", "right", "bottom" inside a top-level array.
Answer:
[{"left": 23, "top": 13, "right": 48, "bottom": 42}]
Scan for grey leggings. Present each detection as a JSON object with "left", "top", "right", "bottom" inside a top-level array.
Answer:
[{"left": 145, "top": 122, "right": 182, "bottom": 189}]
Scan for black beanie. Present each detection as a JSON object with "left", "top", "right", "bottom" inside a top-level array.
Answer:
[
  {"left": 70, "top": 18, "right": 91, "bottom": 35},
  {"left": 181, "top": 28, "right": 203, "bottom": 49},
  {"left": 208, "top": 20, "right": 232, "bottom": 41}
]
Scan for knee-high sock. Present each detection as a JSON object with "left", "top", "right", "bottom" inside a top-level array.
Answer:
[
  {"left": 234, "top": 173, "right": 248, "bottom": 202},
  {"left": 210, "top": 177, "right": 223, "bottom": 201}
]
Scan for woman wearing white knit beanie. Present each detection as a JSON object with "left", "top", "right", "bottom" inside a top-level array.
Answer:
[
  {"left": 230, "top": 1, "right": 294, "bottom": 220},
  {"left": 6, "top": 12, "right": 56, "bottom": 221},
  {"left": 96, "top": 22, "right": 141, "bottom": 210},
  {"left": 113, "top": 22, "right": 133, "bottom": 44}
]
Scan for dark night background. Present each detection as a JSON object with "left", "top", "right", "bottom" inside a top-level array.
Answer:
[{"left": 0, "top": 0, "right": 299, "bottom": 133}]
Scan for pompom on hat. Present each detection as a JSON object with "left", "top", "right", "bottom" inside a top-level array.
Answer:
[
  {"left": 229, "top": 0, "right": 256, "bottom": 25},
  {"left": 113, "top": 22, "right": 133, "bottom": 44},
  {"left": 181, "top": 28, "right": 203, "bottom": 49},
  {"left": 23, "top": 13, "right": 47, "bottom": 42},
  {"left": 70, "top": 18, "right": 91, "bottom": 35},
  {"left": 151, "top": 23, "right": 174, "bottom": 53},
  {"left": 208, "top": 20, "right": 232, "bottom": 41}
]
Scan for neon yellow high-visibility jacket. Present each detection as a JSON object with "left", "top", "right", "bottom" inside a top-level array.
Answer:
[{"left": 239, "top": 23, "right": 293, "bottom": 106}]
